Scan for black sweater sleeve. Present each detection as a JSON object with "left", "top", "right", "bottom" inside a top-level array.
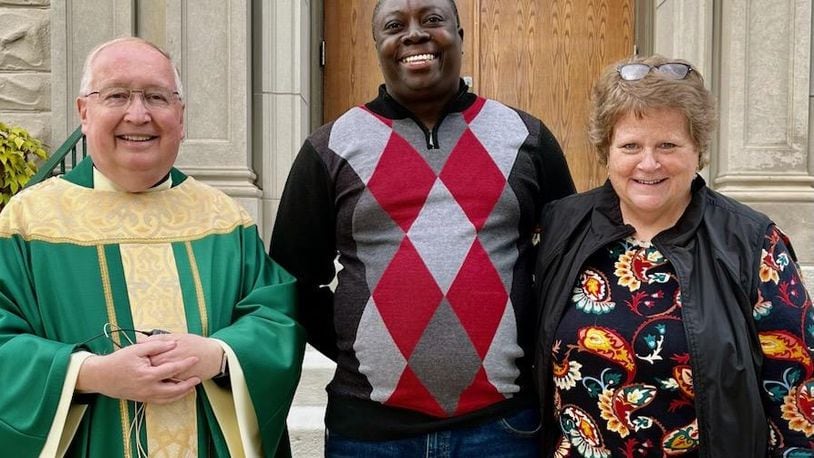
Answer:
[
  {"left": 536, "top": 121, "right": 577, "bottom": 204},
  {"left": 270, "top": 141, "right": 339, "bottom": 360}
]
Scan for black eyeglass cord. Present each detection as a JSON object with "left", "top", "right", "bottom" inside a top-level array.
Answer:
[{"left": 76, "top": 323, "right": 169, "bottom": 349}]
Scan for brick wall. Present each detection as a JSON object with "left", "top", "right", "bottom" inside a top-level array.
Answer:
[{"left": 0, "top": 0, "right": 51, "bottom": 146}]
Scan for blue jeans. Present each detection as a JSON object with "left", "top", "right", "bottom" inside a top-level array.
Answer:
[{"left": 325, "top": 407, "right": 541, "bottom": 457}]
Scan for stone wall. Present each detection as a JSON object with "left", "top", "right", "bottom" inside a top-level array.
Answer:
[{"left": 0, "top": 0, "right": 50, "bottom": 146}]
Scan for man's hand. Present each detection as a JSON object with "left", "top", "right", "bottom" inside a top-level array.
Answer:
[
  {"left": 144, "top": 333, "right": 225, "bottom": 382},
  {"left": 76, "top": 339, "right": 200, "bottom": 404}
]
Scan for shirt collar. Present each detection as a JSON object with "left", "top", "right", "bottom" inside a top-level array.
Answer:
[{"left": 92, "top": 167, "right": 172, "bottom": 193}]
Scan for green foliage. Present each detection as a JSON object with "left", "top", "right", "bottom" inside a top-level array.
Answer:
[{"left": 0, "top": 122, "right": 48, "bottom": 211}]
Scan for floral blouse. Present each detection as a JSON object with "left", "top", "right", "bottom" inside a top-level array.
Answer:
[{"left": 550, "top": 227, "right": 814, "bottom": 457}]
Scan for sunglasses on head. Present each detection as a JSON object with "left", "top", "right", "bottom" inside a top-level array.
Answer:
[{"left": 617, "top": 62, "right": 694, "bottom": 81}]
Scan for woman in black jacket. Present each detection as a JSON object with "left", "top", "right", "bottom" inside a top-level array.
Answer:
[{"left": 534, "top": 55, "right": 813, "bottom": 457}]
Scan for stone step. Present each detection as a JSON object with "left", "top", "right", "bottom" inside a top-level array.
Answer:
[
  {"left": 288, "top": 406, "right": 326, "bottom": 457},
  {"left": 292, "top": 346, "right": 335, "bottom": 406},
  {"left": 287, "top": 346, "right": 334, "bottom": 457}
]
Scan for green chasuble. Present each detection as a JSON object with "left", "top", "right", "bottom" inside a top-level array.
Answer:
[{"left": 0, "top": 158, "right": 304, "bottom": 457}]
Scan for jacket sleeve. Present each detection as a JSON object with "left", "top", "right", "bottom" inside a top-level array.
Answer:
[
  {"left": 752, "top": 225, "right": 814, "bottom": 454},
  {"left": 270, "top": 141, "right": 339, "bottom": 360},
  {"left": 535, "top": 120, "right": 577, "bottom": 205}
]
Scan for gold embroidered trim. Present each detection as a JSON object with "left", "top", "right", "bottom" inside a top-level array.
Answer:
[
  {"left": 97, "top": 246, "right": 123, "bottom": 349},
  {"left": 96, "top": 246, "right": 131, "bottom": 458},
  {"left": 186, "top": 241, "right": 209, "bottom": 336},
  {"left": 119, "top": 401, "right": 132, "bottom": 458},
  {"left": 0, "top": 177, "right": 253, "bottom": 245}
]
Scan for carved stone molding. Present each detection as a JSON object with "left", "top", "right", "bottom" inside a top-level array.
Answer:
[
  {"left": 714, "top": 174, "right": 814, "bottom": 201},
  {"left": 716, "top": 0, "right": 812, "bottom": 187},
  {"left": 179, "top": 166, "right": 261, "bottom": 198},
  {"left": 0, "top": 0, "right": 50, "bottom": 5}
]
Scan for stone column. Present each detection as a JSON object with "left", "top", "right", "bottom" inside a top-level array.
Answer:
[
  {"left": 253, "top": 0, "right": 313, "bottom": 243},
  {"left": 0, "top": 0, "right": 50, "bottom": 145},
  {"left": 162, "top": 0, "right": 259, "bottom": 220},
  {"left": 654, "top": 1, "right": 714, "bottom": 78},
  {"left": 715, "top": 0, "right": 814, "bottom": 285}
]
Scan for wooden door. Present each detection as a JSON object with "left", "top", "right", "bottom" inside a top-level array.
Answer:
[{"left": 324, "top": 1, "right": 634, "bottom": 191}]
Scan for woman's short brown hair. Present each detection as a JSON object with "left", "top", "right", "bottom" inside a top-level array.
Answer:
[{"left": 588, "top": 54, "right": 716, "bottom": 169}]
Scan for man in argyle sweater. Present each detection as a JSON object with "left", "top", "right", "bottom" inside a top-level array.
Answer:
[{"left": 271, "top": 0, "right": 575, "bottom": 455}]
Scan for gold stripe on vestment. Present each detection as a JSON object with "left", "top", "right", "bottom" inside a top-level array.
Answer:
[
  {"left": 120, "top": 243, "right": 198, "bottom": 457},
  {"left": 185, "top": 241, "right": 209, "bottom": 336}
]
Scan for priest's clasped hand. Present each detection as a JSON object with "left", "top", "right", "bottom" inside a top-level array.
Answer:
[
  {"left": 75, "top": 339, "right": 200, "bottom": 404},
  {"left": 143, "top": 333, "right": 225, "bottom": 381}
]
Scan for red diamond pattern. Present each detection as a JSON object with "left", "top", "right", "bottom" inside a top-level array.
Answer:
[
  {"left": 373, "top": 238, "right": 443, "bottom": 358},
  {"left": 462, "top": 96, "right": 486, "bottom": 123},
  {"left": 446, "top": 239, "right": 508, "bottom": 358},
  {"left": 368, "top": 133, "right": 436, "bottom": 232},
  {"left": 354, "top": 103, "right": 526, "bottom": 418},
  {"left": 440, "top": 129, "right": 506, "bottom": 230},
  {"left": 386, "top": 366, "right": 447, "bottom": 417},
  {"left": 454, "top": 366, "right": 504, "bottom": 415}
]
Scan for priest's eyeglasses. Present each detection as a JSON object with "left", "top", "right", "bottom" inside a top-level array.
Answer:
[
  {"left": 617, "top": 63, "right": 695, "bottom": 81},
  {"left": 84, "top": 87, "right": 181, "bottom": 109}
]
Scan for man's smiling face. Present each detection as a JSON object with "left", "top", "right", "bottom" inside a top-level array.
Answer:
[
  {"left": 373, "top": 0, "right": 463, "bottom": 106},
  {"left": 77, "top": 40, "right": 185, "bottom": 192}
]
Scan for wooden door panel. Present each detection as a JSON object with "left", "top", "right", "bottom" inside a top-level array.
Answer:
[
  {"left": 324, "top": 0, "right": 633, "bottom": 191},
  {"left": 478, "top": 1, "right": 634, "bottom": 190},
  {"left": 323, "top": 0, "right": 380, "bottom": 123}
]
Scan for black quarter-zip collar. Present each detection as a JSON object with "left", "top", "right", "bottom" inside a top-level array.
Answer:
[{"left": 365, "top": 79, "right": 477, "bottom": 150}]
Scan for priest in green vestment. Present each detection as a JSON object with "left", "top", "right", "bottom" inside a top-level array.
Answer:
[{"left": 0, "top": 37, "right": 304, "bottom": 457}]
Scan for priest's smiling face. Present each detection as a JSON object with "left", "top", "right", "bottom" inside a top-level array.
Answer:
[{"left": 77, "top": 40, "right": 185, "bottom": 192}]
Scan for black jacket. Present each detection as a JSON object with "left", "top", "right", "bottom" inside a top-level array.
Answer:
[{"left": 534, "top": 176, "right": 783, "bottom": 457}]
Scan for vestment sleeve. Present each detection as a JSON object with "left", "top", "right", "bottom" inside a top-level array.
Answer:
[
  {"left": 752, "top": 225, "right": 814, "bottom": 453},
  {"left": 208, "top": 224, "right": 305, "bottom": 457},
  {"left": 270, "top": 140, "right": 339, "bottom": 360},
  {"left": 0, "top": 230, "right": 82, "bottom": 456}
]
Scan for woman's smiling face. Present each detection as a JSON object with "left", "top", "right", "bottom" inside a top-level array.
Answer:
[{"left": 608, "top": 106, "right": 699, "bottom": 229}]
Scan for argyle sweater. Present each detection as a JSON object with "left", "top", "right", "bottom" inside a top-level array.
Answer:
[{"left": 271, "top": 82, "right": 575, "bottom": 439}]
